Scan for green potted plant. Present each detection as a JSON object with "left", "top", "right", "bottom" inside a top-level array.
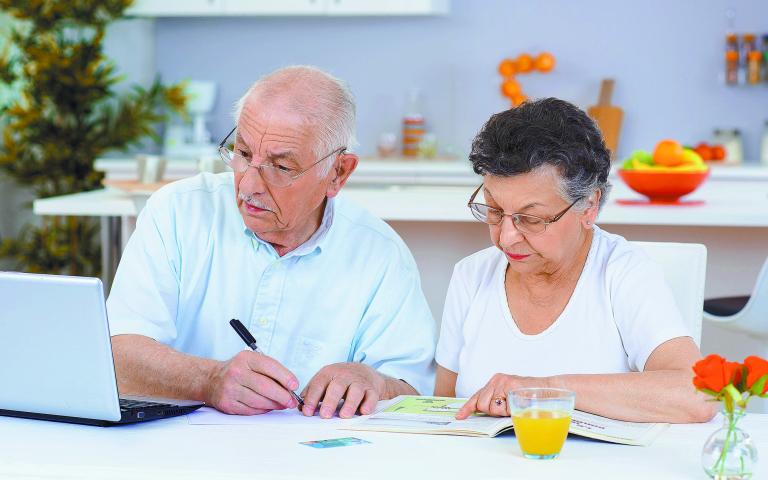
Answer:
[{"left": 0, "top": 0, "right": 186, "bottom": 275}]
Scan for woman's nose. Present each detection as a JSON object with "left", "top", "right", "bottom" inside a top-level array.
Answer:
[{"left": 497, "top": 215, "right": 524, "bottom": 247}]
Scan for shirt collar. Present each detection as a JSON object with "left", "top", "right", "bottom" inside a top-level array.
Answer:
[{"left": 243, "top": 196, "right": 336, "bottom": 258}]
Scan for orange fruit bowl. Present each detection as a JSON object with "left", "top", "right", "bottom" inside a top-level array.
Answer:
[{"left": 618, "top": 169, "right": 710, "bottom": 203}]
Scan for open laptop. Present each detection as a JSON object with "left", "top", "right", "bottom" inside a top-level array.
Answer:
[{"left": 0, "top": 271, "right": 203, "bottom": 426}]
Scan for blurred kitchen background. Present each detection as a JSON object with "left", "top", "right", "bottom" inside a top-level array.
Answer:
[
  {"left": 3, "top": 0, "right": 768, "bottom": 234},
  {"left": 2, "top": 0, "right": 768, "bottom": 406}
]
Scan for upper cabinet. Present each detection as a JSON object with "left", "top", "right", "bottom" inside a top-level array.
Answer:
[
  {"left": 126, "top": 0, "right": 449, "bottom": 17},
  {"left": 221, "top": 0, "right": 325, "bottom": 15},
  {"left": 126, "top": 0, "right": 223, "bottom": 16},
  {"left": 324, "top": 0, "right": 449, "bottom": 15}
]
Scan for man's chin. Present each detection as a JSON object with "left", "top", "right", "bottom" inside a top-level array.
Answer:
[{"left": 238, "top": 209, "right": 270, "bottom": 230}]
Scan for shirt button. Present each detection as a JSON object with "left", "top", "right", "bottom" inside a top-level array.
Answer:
[{"left": 258, "top": 317, "right": 270, "bottom": 327}]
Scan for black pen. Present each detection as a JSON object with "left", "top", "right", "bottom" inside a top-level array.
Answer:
[{"left": 229, "top": 318, "right": 305, "bottom": 408}]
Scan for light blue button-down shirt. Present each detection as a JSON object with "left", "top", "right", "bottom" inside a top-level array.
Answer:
[{"left": 107, "top": 172, "right": 436, "bottom": 394}]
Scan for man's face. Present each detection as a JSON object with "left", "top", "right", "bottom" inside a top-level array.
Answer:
[{"left": 233, "top": 97, "right": 333, "bottom": 248}]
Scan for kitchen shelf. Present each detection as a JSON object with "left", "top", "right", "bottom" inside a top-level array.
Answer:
[{"left": 126, "top": 0, "right": 449, "bottom": 17}]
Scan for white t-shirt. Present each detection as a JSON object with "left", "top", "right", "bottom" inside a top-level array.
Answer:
[{"left": 435, "top": 226, "right": 691, "bottom": 398}]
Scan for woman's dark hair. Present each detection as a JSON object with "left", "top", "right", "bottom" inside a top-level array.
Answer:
[{"left": 469, "top": 97, "right": 612, "bottom": 209}]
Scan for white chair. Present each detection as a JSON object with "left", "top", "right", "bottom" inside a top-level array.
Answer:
[
  {"left": 703, "top": 257, "right": 768, "bottom": 338},
  {"left": 631, "top": 241, "right": 708, "bottom": 345}
]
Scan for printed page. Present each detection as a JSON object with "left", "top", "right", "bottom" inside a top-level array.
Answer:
[
  {"left": 570, "top": 410, "right": 669, "bottom": 446},
  {"left": 344, "top": 396, "right": 512, "bottom": 436}
]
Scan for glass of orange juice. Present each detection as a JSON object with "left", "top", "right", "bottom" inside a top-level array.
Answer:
[{"left": 508, "top": 388, "right": 575, "bottom": 460}]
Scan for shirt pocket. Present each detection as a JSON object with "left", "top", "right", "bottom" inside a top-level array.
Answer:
[{"left": 289, "top": 336, "right": 352, "bottom": 389}]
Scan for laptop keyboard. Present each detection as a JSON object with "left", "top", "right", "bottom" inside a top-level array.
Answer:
[{"left": 119, "top": 399, "right": 172, "bottom": 411}]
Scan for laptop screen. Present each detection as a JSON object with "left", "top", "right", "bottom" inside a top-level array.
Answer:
[{"left": 0, "top": 272, "right": 121, "bottom": 421}]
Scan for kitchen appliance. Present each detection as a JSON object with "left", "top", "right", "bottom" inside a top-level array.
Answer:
[{"left": 164, "top": 80, "right": 218, "bottom": 160}]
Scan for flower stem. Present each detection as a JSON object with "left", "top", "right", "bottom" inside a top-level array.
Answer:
[{"left": 712, "top": 410, "right": 739, "bottom": 475}]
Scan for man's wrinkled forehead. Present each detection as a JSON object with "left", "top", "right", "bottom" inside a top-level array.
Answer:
[{"left": 236, "top": 95, "right": 310, "bottom": 153}]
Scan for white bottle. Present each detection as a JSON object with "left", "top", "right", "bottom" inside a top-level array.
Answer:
[{"left": 761, "top": 121, "right": 768, "bottom": 166}]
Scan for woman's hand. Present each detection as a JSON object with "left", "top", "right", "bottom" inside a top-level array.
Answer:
[{"left": 455, "top": 373, "right": 549, "bottom": 419}]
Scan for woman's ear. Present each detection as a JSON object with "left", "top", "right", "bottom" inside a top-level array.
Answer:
[{"left": 582, "top": 190, "right": 601, "bottom": 229}]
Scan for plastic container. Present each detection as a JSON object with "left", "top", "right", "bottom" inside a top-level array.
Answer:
[
  {"left": 762, "top": 35, "right": 768, "bottom": 83},
  {"left": 737, "top": 34, "right": 756, "bottom": 85},
  {"left": 402, "top": 89, "right": 425, "bottom": 158},
  {"left": 725, "top": 34, "right": 739, "bottom": 85},
  {"left": 761, "top": 121, "right": 768, "bottom": 167}
]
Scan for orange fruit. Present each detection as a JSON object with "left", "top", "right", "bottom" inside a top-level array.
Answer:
[
  {"left": 501, "top": 78, "right": 521, "bottom": 98},
  {"left": 535, "top": 52, "right": 556, "bottom": 73},
  {"left": 498, "top": 58, "right": 517, "bottom": 77},
  {"left": 653, "top": 139, "right": 685, "bottom": 167},
  {"left": 516, "top": 54, "right": 534, "bottom": 73},
  {"left": 694, "top": 143, "right": 713, "bottom": 161},
  {"left": 711, "top": 144, "right": 726, "bottom": 161},
  {"left": 511, "top": 93, "right": 528, "bottom": 106}
]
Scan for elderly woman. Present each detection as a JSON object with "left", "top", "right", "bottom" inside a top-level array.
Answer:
[{"left": 435, "top": 98, "right": 715, "bottom": 423}]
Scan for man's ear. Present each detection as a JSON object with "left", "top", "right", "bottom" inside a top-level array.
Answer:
[{"left": 326, "top": 152, "right": 358, "bottom": 198}]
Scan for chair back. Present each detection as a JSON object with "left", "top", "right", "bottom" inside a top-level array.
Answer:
[
  {"left": 631, "top": 241, "right": 707, "bottom": 345},
  {"left": 704, "top": 257, "right": 768, "bottom": 337},
  {"left": 736, "top": 257, "right": 768, "bottom": 335}
]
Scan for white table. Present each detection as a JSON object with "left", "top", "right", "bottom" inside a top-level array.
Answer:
[{"left": 1, "top": 412, "right": 765, "bottom": 479}]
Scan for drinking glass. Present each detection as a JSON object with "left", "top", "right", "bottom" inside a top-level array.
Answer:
[{"left": 508, "top": 388, "right": 576, "bottom": 460}]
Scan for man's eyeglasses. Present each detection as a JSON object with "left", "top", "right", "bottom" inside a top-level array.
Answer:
[
  {"left": 467, "top": 184, "right": 583, "bottom": 235},
  {"left": 217, "top": 126, "right": 346, "bottom": 188}
]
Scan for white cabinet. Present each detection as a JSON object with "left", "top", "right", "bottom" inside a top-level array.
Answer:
[
  {"left": 325, "top": 0, "right": 448, "bottom": 15},
  {"left": 221, "top": 0, "right": 324, "bottom": 15},
  {"left": 126, "top": 0, "right": 449, "bottom": 16},
  {"left": 127, "top": 0, "right": 222, "bottom": 16}
]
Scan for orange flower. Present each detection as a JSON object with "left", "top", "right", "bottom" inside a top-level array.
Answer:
[
  {"left": 692, "top": 354, "right": 743, "bottom": 393},
  {"left": 744, "top": 356, "right": 768, "bottom": 394}
]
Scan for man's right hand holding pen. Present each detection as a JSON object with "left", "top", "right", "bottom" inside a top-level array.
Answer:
[
  {"left": 204, "top": 319, "right": 417, "bottom": 417},
  {"left": 204, "top": 350, "right": 302, "bottom": 415}
]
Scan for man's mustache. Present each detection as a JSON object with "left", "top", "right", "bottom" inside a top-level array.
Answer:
[{"left": 238, "top": 192, "right": 274, "bottom": 212}]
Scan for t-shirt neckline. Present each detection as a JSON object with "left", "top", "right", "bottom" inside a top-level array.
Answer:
[{"left": 496, "top": 228, "right": 599, "bottom": 341}]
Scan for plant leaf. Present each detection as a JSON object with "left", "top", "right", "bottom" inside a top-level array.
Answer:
[
  {"left": 723, "top": 384, "right": 744, "bottom": 409},
  {"left": 751, "top": 374, "right": 768, "bottom": 396}
]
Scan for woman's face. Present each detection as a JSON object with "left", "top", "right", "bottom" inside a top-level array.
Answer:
[{"left": 481, "top": 167, "right": 599, "bottom": 275}]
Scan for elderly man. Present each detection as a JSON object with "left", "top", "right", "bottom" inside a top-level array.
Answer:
[{"left": 107, "top": 66, "right": 436, "bottom": 419}]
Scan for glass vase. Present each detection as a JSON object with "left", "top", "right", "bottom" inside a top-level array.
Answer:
[{"left": 701, "top": 407, "right": 758, "bottom": 479}]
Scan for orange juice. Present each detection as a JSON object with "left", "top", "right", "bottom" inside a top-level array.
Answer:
[{"left": 511, "top": 409, "right": 572, "bottom": 457}]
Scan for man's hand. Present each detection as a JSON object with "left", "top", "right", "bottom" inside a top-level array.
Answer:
[
  {"left": 300, "top": 363, "right": 388, "bottom": 419},
  {"left": 455, "top": 373, "right": 548, "bottom": 419},
  {"left": 205, "top": 350, "right": 300, "bottom": 415}
]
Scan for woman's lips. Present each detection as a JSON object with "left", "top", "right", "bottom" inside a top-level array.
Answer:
[{"left": 505, "top": 252, "right": 531, "bottom": 261}]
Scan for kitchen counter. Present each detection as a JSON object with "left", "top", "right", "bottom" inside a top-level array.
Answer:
[
  {"left": 34, "top": 178, "right": 768, "bottom": 228},
  {"left": 94, "top": 157, "right": 768, "bottom": 185}
]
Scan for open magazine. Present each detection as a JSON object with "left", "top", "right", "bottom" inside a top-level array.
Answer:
[{"left": 343, "top": 396, "right": 668, "bottom": 446}]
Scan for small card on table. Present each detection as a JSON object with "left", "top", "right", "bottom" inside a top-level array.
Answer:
[{"left": 300, "top": 437, "right": 371, "bottom": 449}]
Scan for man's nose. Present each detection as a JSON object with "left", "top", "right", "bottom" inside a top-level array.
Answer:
[
  {"left": 498, "top": 215, "right": 524, "bottom": 248},
  {"left": 238, "top": 165, "right": 268, "bottom": 194}
]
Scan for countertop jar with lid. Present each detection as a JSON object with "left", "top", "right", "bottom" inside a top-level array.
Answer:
[{"left": 712, "top": 129, "right": 743, "bottom": 164}]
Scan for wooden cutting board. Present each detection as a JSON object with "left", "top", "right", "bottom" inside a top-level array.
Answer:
[
  {"left": 103, "top": 178, "right": 174, "bottom": 194},
  {"left": 587, "top": 79, "right": 623, "bottom": 159}
]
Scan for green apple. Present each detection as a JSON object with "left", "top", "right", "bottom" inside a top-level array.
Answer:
[
  {"left": 681, "top": 148, "right": 704, "bottom": 166},
  {"left": 631, "top": 150, "right": 654, "bottom": 165}
]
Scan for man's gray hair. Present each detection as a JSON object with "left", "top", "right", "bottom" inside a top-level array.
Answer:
[{"left": 233, "top": 65, "right": 357, "bottom": 177}]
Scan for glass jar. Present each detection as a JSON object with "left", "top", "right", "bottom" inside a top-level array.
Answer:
[
  {"left": 760, "top": 121, "right": 768, "bottom": 167},
  {"left": 701, "top": 407, "right": 758, "bottom": 479}
]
